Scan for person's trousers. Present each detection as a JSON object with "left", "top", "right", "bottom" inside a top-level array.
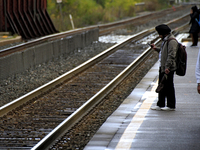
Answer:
[
  {"left": 157, "top": 69, "right": 176, "bottom": 108},
  {"left": 191, "top": 32, "right": 198, "bottom": 45}
]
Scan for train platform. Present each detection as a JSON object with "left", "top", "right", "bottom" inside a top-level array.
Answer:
[{"left": 84, "top": 41, "right": 200, "bottom": 150}]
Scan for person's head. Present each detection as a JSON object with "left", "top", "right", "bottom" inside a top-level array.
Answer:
[
  {"left": 155, "top": 24, "right": 171, "bottom": 39},
  {"left": 191, "top": 5, "right": 198, "bottom": 13}
]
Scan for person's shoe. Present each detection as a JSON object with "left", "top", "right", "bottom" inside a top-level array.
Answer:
[
  {"left": 161, "top": 107, "right": 175, "bottom": 111},
  {"left": 190, "top": 44, "right": 197, "bottom": 47},
  {"left": 151, "top": 106, "right": 162, "bottom": 110}
]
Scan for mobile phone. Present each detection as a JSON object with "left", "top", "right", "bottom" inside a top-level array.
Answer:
[
  {"left": 147, "top": 42, "right": 153, "bottom": 48},
  {"left": 147, "top": 43, "right": 151, "bottom": 46}
]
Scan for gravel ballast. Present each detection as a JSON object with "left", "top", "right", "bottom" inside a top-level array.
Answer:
[
  {"left": 0, "top": 7, "right": 190, "bottom": 107},
  {"left": 0, "top": 6, "right": 191, "bottom": 150}
]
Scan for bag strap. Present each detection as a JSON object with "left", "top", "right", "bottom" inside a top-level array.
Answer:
[
  {"left": 166, "top": 38, "right": 179, "bottom": 68},
  {"left": 195, "top": 14, "right": 200, "bottom": 25},
  {"left": 167, "top": 38, "right": 177, "bottom": 44},
  {"left": 166, "top": 38, "right": 178, "bottom": 50}
]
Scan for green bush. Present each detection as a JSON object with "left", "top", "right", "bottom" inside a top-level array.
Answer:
[{"left": 47, "top": 0, "right": 170, "bottom": 31}]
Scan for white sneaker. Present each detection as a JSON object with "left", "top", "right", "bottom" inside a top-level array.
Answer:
[
  {"left": 161, "top": 107, "right": 175, "bottom": 111},
  {"left": 151, "top": 106, "right": 162, "bottom": 110}
]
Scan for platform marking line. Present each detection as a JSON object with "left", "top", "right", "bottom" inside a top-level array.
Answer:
[{"left": 115, "top": 80, "right": 158, "bottom": 150}]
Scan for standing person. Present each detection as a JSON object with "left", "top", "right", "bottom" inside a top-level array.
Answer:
[
  {"left": 196, "top": 48, "right": 200, "bottom": 94},
  {"left": 189, "top": 5, "right": 199, "bottom": 47},
  {"left": 150, "top": 24, "right": 178, "bottom": 111}
]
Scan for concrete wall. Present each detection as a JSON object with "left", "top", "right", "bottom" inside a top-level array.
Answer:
[{"left": 0, "top": 28, "right": 99, "bottom": 80}]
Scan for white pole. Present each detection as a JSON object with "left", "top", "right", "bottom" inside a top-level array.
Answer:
[
  {"left": 59, "top": 3, "right": 63, "bottom": 31},
  {"left": 57, "top": 0, "right": 63, "bottom": 31},
  {"left": 69, "top": 14, "right": 75, "bottom": 29}
]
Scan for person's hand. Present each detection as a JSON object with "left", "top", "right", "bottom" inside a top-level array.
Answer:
[
  {"left": 197, "top": 84, "right": 200, "bottom": 94},
  {"left": 150, "top": 44, "right": 156, "bottom": 50},
  {"left": 165, "top": 68, "right": 170, "bottom": 74}
]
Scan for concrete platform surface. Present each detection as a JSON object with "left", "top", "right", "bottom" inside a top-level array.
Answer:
[{"left": 84, "top": 41, "right": 200, "bottom": 150}]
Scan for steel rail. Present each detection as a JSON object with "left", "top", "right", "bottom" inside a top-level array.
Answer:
[
  {"left": 99, "top": 12, "right": 190, "bottom": 35},
  {"left": 0, "top": 29, "right": 150, "bottom": 117},
  {"left": 0, "top": 26, "right": 98, "bottom": 57},
  {"left": 31, "top": 22, "right": 189, "bottom": 150},
  {"left": 0, "top": 16, "right": 189, "bottom": 149},
  {"left": 0, "top": 6, "right": 189, "bottom": 57},
  {"left": 31, "top": 34, "right": 160, "bottom": 150}
]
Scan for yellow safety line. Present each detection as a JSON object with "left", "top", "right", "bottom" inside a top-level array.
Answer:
[{"left": 115, "top": 80, "right": 158, "bottom": 150}]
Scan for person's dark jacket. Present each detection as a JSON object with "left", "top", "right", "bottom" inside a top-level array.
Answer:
[{"left": 189, "top": 6, "right": 199, "bottom": 33}]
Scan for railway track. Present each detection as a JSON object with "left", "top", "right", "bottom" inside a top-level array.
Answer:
[
  {"left": 0, "top": 5, "right": 190, "bottom": 57},
  {"left": 98, "top": 5, "right": 189, "bottom": 35},
  {"left": 0, "top": 13, "right": 189, "bottom": 149},
  {"left": 0, "top": 8, "right": 191, "bottom": 105}
]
